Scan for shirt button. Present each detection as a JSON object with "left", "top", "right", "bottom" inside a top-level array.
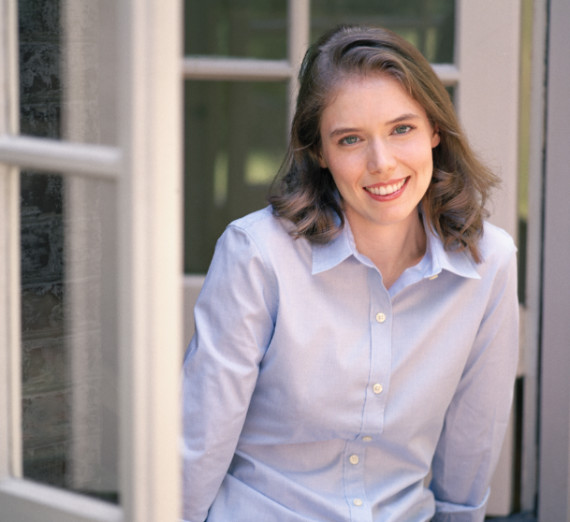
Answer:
[
  {"left": 373, "top": 383, "right": 383, "bottom": 394},
  {"left": 353, "top": 498, "right": 363, "bottom": 507},
  {"left": 375, "top": 312, "right": 386, "bottom": 323},
  {"left": 349, "top": 454, "right": 359, "bottom": 465},
  {"left": 362, "top": 436, "right": 373, "bottom": 442}
]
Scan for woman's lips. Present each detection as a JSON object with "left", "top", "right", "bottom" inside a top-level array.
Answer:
[{"left": 364, "top": 177, "right": 409, "bottom": 199}]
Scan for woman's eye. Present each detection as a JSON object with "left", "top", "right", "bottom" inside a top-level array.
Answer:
[
  {"left": 393, "top": 124, "right": 412, "bottom": 135},
  {"left": 340, "top": 135, "right": 359, "bottom": 145}
]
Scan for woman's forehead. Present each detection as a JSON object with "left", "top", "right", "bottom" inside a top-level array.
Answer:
[{"left": 322, "top": 73, "right": 424, "bottom": 119}]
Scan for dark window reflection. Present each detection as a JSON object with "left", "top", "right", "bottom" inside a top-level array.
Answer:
[
  {"left": 185, "top": 0, "right": 288, "bottom": 59},
  {"left": 311, "top": 0, "right": 455, "bottom": 63},
  {"left": 184, "top": 80, "right": 288, "bottom": 272},
  {"left": 18, "top": 0, "right": 119, "bottom": 503}
]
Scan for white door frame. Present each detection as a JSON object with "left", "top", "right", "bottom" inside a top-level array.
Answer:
[{"left": 0, "top": 0, "right": 182, "bottom": 520}]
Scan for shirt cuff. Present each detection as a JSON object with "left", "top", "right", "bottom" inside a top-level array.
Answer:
[{"left": 432, "top": 488, "right": 489, "bottom": 522}]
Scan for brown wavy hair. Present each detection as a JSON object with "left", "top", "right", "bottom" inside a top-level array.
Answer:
[{"left": 269, "top": 24, "right": 499, "bottom": 263}]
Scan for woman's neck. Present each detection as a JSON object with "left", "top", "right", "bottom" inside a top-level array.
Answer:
[{"left": 347, "top": 210, "right": 426, "bottom": 289}]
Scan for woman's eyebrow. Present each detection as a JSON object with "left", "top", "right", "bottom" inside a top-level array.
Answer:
[
  {"left": 386, "top": 113, "right": 420, "bottom": 125},
  {"left": 328, "top": 127, "right": 361, "bottom": 138}
]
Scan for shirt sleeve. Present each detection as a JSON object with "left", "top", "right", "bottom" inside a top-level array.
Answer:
[
  {"left": 180, "top": 224, "right": 278, "bottom": 522},
  {"left": 429, "top": 247, "right": 519, "bottom": 521}
]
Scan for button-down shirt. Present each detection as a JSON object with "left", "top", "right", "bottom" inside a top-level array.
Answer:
[{"left": 182, "top": 206, "right": 519, "bottom": 522}]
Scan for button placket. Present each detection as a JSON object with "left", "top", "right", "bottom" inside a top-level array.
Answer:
[
  {"left": 343, "top": 440, "right": 368, "bottom": 521},
  {"left": 363, "top": 270, "right": 392, "bottom": 437}
]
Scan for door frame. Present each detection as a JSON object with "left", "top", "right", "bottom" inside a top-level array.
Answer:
[{"left": 0, "top": 0, "right": 182, "bottom": 520}]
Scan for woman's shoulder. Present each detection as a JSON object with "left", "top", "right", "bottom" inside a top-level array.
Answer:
[
  {"left": 217, "top": 206, "right": 306, "bottom": 263},
  {"left": 218, "top": 206, "right": 311, "bottom": 276},
  {"left": 227, "top": 206, "right": 295, "bottom": 243},
  {"left": 478, "top": 221, "right": 517, "bottom": 267},
  {"left": 229, "top": 205, "right": 278, "bottom": 229}
]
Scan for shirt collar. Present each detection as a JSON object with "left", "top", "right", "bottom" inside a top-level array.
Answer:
[
  {"left": 311, "top": 212, "right": 481, "bottom": 281},
  {"left": 423, "top": 218, "right": 481, "bottom": 280},
  {"left": 311, "top": 222, "right": 356, "bottom": 275}
]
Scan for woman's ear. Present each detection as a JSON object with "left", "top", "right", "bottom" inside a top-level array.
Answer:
[
  {"left": 317, "top": 150, "right": 327, "bottom": 169},
  {"left": 431, "top": 125, "right": 441, "bottom": 148}
]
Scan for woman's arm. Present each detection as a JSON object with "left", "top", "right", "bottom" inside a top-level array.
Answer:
[
  {"left": 429, "top": 249, "right": 519, "bottom": 521},
  {"left": 181, "top": 224, "right": 277, "bottom": 522}
]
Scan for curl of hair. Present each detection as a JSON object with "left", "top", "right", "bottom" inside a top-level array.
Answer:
[{"left": 269, "top": 24, "right": 499, "bottom": 263}]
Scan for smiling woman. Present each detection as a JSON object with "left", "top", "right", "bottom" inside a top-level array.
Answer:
[{"left": 182, "top": 25, "right": 519, "bottom": 522}]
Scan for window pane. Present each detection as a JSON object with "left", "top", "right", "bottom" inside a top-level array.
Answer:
[
  {"left": 20, "top": 171, "right": 119, "bottom": 504},
  {"left": 184, "top": 80, "right": 288, "bottom": 273},
  {"left": 184, "top": 0, "right": 288, "bottom": 59},
  {"left": 310, "top": 0, "right": 455, "bottom": 63},
  {"left": 19, "top": 0, "right": 120, "bottom": 502},
  {"left": 18, "top": 0, "right": 118, "bottom": 145}
]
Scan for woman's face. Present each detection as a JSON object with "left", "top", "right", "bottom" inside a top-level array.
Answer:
[{"left": 318, "top": 73, "right": 440, "bottom": 237}]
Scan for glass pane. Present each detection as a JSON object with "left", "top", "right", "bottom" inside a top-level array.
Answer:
[
  {"left": 184, "top": 80, "right": 288, "bottom": 273},
  {"left": 20, "top": 170, "right": 119, "bottom": 504},
  {"left": 18, "top": 0, "right": 118, "bottom": 145},
  {"left": 184, "top": 0, "right": 288, "bottom": 59},
  {"left": 19, "top": 0, "right": 120, "bottom": 500},
  {"left": 310, "top": 0, "right": 455, "bottom": 63}
]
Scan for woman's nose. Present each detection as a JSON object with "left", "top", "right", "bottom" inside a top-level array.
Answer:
[{"left": 367, "top": 139, "right": 396, "bottom": 174}]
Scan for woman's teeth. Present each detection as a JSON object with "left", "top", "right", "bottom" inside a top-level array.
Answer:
[{"left": 365, "top": 178, "right": 406, "bottom": 196}]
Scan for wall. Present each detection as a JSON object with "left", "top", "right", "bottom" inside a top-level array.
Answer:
[{"left": 538, "top": 0, "right": 570, "bottom": 519}]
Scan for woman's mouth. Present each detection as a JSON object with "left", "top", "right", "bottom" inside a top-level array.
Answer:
[{"left": 364, "top": 178, "right": 408, "bottom": 197}]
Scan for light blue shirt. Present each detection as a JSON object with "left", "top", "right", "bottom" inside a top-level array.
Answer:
[{"left": 182, "top": 206, "right": 519, "bottom": 522}]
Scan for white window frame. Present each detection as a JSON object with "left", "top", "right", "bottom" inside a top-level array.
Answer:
[{"left": 0, "top": 0, "right": 182, "bottom": 520}]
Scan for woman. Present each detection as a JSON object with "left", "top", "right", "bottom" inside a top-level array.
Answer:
[{"left": 182, "top": 25, "right": 518, "bottom": 522}]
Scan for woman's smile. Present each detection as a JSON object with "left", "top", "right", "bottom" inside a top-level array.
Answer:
[{"left": 364, "top": 177, "right": 409, "bottom": 199}]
